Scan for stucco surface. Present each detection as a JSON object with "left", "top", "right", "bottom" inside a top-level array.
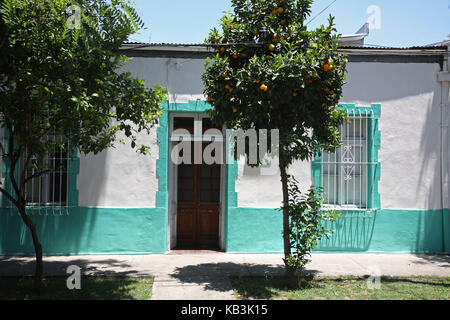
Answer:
[
  {"left": 78, "top": 128, "right": 160, "bottom": 208},
  {"left": 77, "top": 58, "right": 444, "bottom": 211},
  {"left": 342, "top": 62, "right": 442, "bottom": 210}
]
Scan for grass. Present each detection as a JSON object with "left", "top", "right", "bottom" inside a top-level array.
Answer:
[
  {"left": 0, "top": 276, "right": 154, "bottom": 300},
  {"left": 230, "top": 275, "right": 450, "bottom": 300}
]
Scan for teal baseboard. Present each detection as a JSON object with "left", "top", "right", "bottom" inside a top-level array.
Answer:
[
  {"left": 226, "top": 208, "right": 450, "bottom": 254},
  {"left": 1, "top": 207, "right": 448, "bottom": 255},
  {"left": 0, "top": 207, "right": 167, "bottom": 256}
]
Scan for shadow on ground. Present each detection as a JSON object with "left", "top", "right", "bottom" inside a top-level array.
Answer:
[
  {"left": 0, "top": 256, "right": 143, "bottom": 277},
  {"left": 412, "top": 254, "right": 450, "bottom": 267},
  {"left": 0, "top": 257, "right": 155, "bottom": 300},
  {"left": 0, "top": 275, "right": 154, "bottom": 300},
  {"left": 168, "top": 262, "right": 319, "bottom": 293}
]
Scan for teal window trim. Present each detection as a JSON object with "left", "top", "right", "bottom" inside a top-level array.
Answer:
[
  {"left": 1, "top": 128, "right": 80, "bottom": 212},
  {"left": 312, "top": 104, "right": 381, "bottom": 210}
]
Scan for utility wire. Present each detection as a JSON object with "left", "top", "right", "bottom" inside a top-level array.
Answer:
[{"left": 305, "top": 0, "right": 338, "bottom": 26}]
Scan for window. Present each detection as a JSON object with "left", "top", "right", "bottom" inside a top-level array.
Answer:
[
  {"left": 313, "top": 105, "right": 381, "bottom": 211},
  {"left": 321, "top": 118, "right": 368, "bottom": 208},
  {"left": 23, "top": 141, "right": 69, "bottom": 207},
  {"left": 1, "top": 131, "right": 79, "bottom": 215}
]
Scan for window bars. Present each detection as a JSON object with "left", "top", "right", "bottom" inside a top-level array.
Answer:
[
  {"left": 320, "top": 109, "right": 378, "bottom": 218},
  {"left": 1, "top": 134, "right": 72, "bottom": 216}
]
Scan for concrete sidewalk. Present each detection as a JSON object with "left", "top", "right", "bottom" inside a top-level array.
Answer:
[{"left": 0, "top": 253, "right": 449, "bottom": 300}]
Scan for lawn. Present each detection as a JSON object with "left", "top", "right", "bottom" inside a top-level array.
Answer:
[
  {"left": 0, "top": 276, "right": 154, "bottom": 300},
  {"left": 230, "top": 275, "right": 450, "bottom": 300}
]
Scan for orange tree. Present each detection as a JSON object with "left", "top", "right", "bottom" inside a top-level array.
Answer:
[{"left": 203, "top": 0, "right": 348, "bottom": 286}]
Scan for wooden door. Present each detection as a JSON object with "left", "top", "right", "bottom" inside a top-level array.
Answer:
[{"left": 176, "top": 162, "right": 221, "bottom": 249}]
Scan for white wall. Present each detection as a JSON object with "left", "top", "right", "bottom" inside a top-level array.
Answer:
[
  {"left": 343, "top": 62, "right": 442, "bottom": 210},
  {"left": 78, "top": 54, "right": 443, "bottom": 211},
  {"left": 78, "top": 56, "right": 206, "bottom": 208},
  {"left": 236, "top": 62, "right": 442, "bottom": 210}
]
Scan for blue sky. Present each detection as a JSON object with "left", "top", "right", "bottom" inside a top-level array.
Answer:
[{"left": 130, "top": 0, "right": 450, "bottom": 47}]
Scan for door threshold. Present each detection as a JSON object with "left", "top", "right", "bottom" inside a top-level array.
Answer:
[{"left": 168, "top": 249, "right": 224, "bottom": 255}]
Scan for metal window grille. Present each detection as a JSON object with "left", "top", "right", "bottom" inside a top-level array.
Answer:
[
  {"left": 320, "top": 111, "right": 377, "bottom": 215},
  {"left": 2, "top": 135, "right": 71, "bottom": 216}
]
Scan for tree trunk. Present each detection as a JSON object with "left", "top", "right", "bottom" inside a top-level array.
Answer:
[
  {"left": 18, "top": 204, "right": 43, "bottom": 292},
  {"left": 279, "top": 162, "right": 296, "bottom": 288}
]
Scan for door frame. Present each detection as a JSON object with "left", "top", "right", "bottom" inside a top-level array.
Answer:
[{"left": 167, "top": 112, "right": 226, "bottom": 251}]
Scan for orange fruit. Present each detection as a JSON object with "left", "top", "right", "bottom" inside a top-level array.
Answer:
[
  {"left": 269, "top": 105, "right": 273, "bottom": 109},
  {"left": 277, "top": 7, "right": 284, "bottom": 13},
  {"left": 220, "top": 47, "right": 225, "bottom": 53},
  {"left": 269, "top": 44, "right": 275, "bottom": 51},
  {"left": 307, "top": 79, "right": 313, "bottom": 84},
  {"left": 260, "top": 84, "right": 268, "bottom": 91},
  {"left": 253, "top": 30, "right": 258, "bottom": 36},
  {"left": 293, "top": 92, "right": 297, "bottom": 97},
  {"left": 232, "top": 107, "right": 237, "bottom": 113},
  {"left": 233, "top": 53, "right": 238, "bottom": 59}
]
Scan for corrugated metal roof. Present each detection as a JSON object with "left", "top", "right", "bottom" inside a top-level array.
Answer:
[
  {"left": 121, "top": 41, "right": 449, "bottom": 56},
  {"left": 123, "top": 41, "right": 449, "bottom": 50}
]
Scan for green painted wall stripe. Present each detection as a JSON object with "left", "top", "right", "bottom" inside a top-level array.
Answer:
[
  {"left": 0, "top": 207, "right": 167, "bottom": 255},
  {"left": 2, "top": 207, "right": 447, "bottom": 255},
  {"left": 225, "top": 208, "right": 450, "bottom": 254}
]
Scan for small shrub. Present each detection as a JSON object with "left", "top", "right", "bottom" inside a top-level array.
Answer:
[{"left": 282, "top": 175, "right": 339, "bottom": 287}]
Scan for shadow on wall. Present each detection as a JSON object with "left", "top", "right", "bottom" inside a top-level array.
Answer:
[
  {"left": 0, "top": 150, "right": 107, "bottom": 256},
  {"left": 317, "top": 211, "right": 377, "bottom": 252},
  {"left": 415, "top": 73, "right": 447, "bottom": 253}
]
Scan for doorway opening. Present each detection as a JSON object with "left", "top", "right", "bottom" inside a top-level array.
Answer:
[{"left": 168, "top": 113, "right": 225, "bottom": 251}]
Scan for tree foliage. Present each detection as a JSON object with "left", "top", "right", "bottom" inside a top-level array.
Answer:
[
  {"left": 0, "top": 0, "right": 165, "bottom": 159},
  {"left": 203, "top": 0, "right": 347, "bottom": 165}
]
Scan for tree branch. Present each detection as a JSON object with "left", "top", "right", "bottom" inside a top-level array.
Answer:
[{"left": 0, "top": 186, "right": 19, "bottom": 208}]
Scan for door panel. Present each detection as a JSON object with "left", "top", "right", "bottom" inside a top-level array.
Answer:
[{"left": 176, "top": 161, "right": 220, "bottom": 249}]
